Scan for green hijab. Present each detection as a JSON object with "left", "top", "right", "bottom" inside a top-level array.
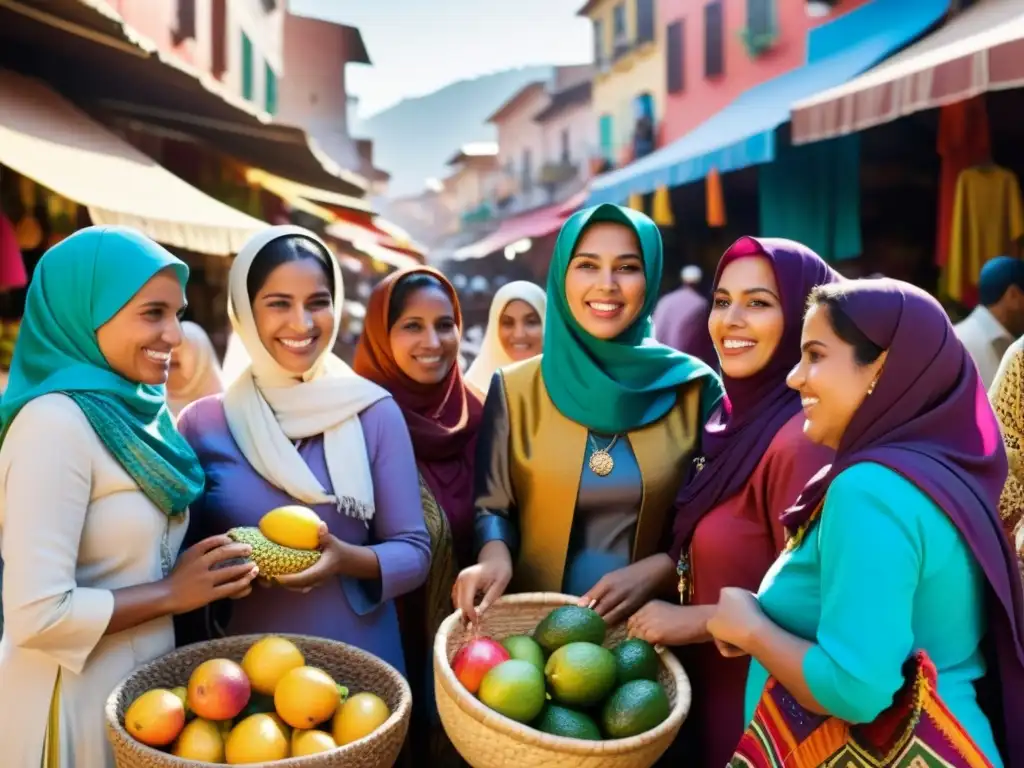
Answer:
[
  {"left": 541, "top": 204, "right": 722, "bottom": 434},
  {"left": 0, "top": 226, "right": 204, "bottom": 517}
]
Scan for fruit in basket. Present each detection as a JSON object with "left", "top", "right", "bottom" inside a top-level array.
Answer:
[
  {"left": 612, "top": 638, "right": 660, "bottom": 684},
  {"left": 124, "top": 688, "right": 186, "bottom": 747},
  {"left": 171, "top": 718, "right": 225, "bottom": 761},
  {"left": 452, "top": 637, "right": 511, "bottom": 694},
  {"left": 259, "top": 505, "right": 323, "bottom": 550},
  {"left": 600, "top": 679, "right": 671, "bottom": 739},
  {"left": 545, "top": 642, "right": 617, "bottom": 707},
  {"left": 237, "top": 692, "right": 276, "bottom": 721},
  {"left": 227, "top": 526, "right": 322, "bottom": 576},
  {"left": 292, "top": 728, "right": 338, "bottom": 755},
  {"left": 501, "top": 635, "right": 545, "bottom": 670},
  {"left": 478, "top": 659, "right": 546, "bottom": 723},
  {"left": 333, "top": 692, "right": 392, "bottom": 745},
  {"left": 224, "top": 713, "right": 289, "bottom": 764},
  {"left": 241, "top": 635, "right": 306, "bottom": 695},
  {"left": 533, "top": 605, "right": 606, "bottom": 653},
  {"left": 533, "top": 704, "right": 602, "bottom": 741},
  {"left": 169, "top": 685, "right": 190, "bottom": 715},
  {"left": 188, "top": 658, "right": 251, "bottom": 721},
  {"left": 274, "top": 666, "right": 340, "bottom": 728}
]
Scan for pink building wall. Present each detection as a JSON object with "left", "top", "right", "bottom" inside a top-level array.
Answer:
[
  {"left": 538, "top": 100, "right": 597, "bottom": 178},
  {"left": 492, "top": 86, "right": 552, "bottom": 212},
  {"left": 659, "top": 0, "right": 870, "bottom": 142}
]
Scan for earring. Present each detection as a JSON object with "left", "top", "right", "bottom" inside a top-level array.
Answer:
[{"left": 867, "top": 376, "right": 879, "bottom": 396}]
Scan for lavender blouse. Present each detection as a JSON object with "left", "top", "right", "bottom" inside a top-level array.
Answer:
[{"left": 177, "top": 395, "right": 430, "bottom": 676}]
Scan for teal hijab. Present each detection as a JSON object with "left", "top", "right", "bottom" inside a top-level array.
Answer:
[
  {"left": 541, "top": 204, "right": 722, "bottom": 434},
  {"left": 0, "top": 226, "right": 204, "bottom": 517}
]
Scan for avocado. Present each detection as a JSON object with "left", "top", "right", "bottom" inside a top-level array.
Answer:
[
  {"left": 601, "top": 679, "right": 671, "bottom": 739},
  {"left": 533, "top": 704, "right": 602, "bottom": 741},
  {"left": 612, "top": 638, "right": 660, "bottom": 684},
  {"left": 544, "top": 642, "right": 617, "bottom": 708},
  {"left": 533, "top": 605, "right": 606, "bottom": 653},
  {"left": 501, "top": 635, "right": 546, "bottom": 671}
]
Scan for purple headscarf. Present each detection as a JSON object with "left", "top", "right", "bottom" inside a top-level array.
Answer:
[
  {"left": 783, "top": 278, "right": 1024, "bottom": 761},
  {"left": 670, "top": 236, "right": 840, "bottom": 558}
]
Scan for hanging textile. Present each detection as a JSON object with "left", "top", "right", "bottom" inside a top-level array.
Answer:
[
  {"left": 935, "top": 97, "right": 991, "bottom": 270},
  {"left": 0, "top": 214, "right": 27, "bottom": 291},
  {"left": 757, "top": 135, "right": 861, "bottom": 262},
  {"left": 652, "top": 186, "right": 675, "bottom": 226},
  {"left": 706, "top": 168, "right": 726, "bottom": 228},
  {"left": 947, "top": 165, "right": 1024, "bottom": 304}
]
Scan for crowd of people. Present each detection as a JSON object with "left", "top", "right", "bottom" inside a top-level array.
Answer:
[{"left": 0, "top": 206, "right": 1022, "bottom": 767}]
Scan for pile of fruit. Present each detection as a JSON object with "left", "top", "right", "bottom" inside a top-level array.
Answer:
[
  {"left": 226, "top": 505, "right": 325, "bottom": 577},
  {"left": 451, "top": 605, "right": 670, "bottom": 741},
  {"left": 123, "top": 636, "right": 391, "bottom": 764}
]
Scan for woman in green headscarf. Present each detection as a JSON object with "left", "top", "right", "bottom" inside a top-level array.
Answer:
[
  {"left": 453, "top": 204, "right": 723, "bottom": 624},
  {"left": 0, "top": 226, "right": 258, "bottom": 768}
]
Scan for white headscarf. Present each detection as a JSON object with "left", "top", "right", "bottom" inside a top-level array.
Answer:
[
  {"left": 168, "top": 321, "right": 225, "bottom": 417},
  {"left": 223, "top": 225, "right": 389, "bottom": 522},
  {"left": 464, "top": 280, "right": 546, "bottom": 395}
]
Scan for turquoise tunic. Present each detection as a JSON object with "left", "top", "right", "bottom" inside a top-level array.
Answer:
[{"left": 745, "top": 462, "right": 1002, "bottom": 766}]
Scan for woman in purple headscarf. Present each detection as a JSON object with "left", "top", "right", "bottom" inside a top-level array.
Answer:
[
  {"left": 626, "top": 237, "right": 837, "bottom": 766},
  {"left": 707, "top": 279, "right": 1024, "bottom": 765}
]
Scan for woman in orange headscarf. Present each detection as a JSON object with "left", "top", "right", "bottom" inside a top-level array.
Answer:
[{"left": 354, "top": 266, "right": 482, "bottom": 762}]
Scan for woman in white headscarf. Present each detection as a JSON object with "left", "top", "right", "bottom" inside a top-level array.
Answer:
[
  {"left": 175, "top": 226, "right": 430, "bottom": 674},
  {"left": 464, "top": 280, "right": 546, "bottom": 399},
  {"left": 167, "top": 321, "right": 225, "bottom": 417}
]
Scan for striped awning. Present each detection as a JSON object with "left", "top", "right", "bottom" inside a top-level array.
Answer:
[{"left": 791, "top": 0, "right": 1024, "bottom": 144}]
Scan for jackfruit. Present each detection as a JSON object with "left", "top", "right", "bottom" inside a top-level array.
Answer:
[{"left": 227, "top": 527, "right": 321, "bottom": 577}]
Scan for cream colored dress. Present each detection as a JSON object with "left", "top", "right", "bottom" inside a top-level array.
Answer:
[{"left": 0, "top": 394, "right": 188, "bottom": 767}]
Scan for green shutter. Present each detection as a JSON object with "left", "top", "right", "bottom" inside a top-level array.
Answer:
[
  {"left": 264, "top": 62, "right": 277, "bottom": 115},
  {"left": 599, "top": 115, "right": 614, "bottom": 162},
  {"left": 241, "top": 32, "right": 254, "bottom": 101}
]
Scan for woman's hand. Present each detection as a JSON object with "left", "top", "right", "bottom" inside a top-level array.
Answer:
[
  {"left": 626, "top": 600, "right": 713, "bottom": 646},
  {"left": 167, "top": 535, "right": 259, "bottom": 614},
  {"left": 706, "top": 587, "right": 765, "bottom": 655},
  {"left": 274, "top": 524, "right": 349, "bottom": 592},
  {"left": 452, "top": 541, "right": 513, "bottom": 625},
  {"left": 579, "top": 554, "right": 675, "bottom": 626}
]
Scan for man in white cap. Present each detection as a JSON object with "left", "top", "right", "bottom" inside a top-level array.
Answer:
[{"left": 652, "top": 264, "right": 717, "bottom": 370}]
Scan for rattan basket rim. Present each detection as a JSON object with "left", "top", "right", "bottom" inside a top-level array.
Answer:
[
  {"left": 105, "top": 633, "right": 412, "bottom": 767},
  {"left": 433, "top": 592, "right": 692, "bottom": 756}
]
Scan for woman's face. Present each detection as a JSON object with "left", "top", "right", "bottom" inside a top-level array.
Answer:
[
  {"left": 167, "top": 337, "right": 196, "bottom": 393},
  {"left": 565, "top": 222, "right": 646, "bottom": 340},
  {"left": 96, "top": 268, "right": 186, "bottom": 385},
  {"left": 709, "top": 256, "right": 785, "bottom": 379},
  {"left": 251, "top": 257, "right": 334, "bottom": 375},
  {"left": 498, "top": 299, "right": 543, "bottom": 361},
  {"left": 389, "top": 284, "right": 461, "bottom": 385},
  {"left": 787, "top": 303, "right": 886, "bottom": 449}
]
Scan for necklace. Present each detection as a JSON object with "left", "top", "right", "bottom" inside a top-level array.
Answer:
[{"left": 587, "top": 433, "right": 619, "bottom": 477}]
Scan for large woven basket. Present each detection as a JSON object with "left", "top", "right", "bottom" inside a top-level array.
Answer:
[
  {"left": 434, "top": 593, "right": 691, "bottom": 768},
  {"left": 106, "top": 633, "right": 411, "bottom": 768}
]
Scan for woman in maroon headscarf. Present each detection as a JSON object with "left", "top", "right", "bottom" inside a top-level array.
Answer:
[
  {"left": 708, "top": 279, "right": 1024, "bottom": 766},
  {"left": 353, "top": 266, "right": 481, "bottom": 763},
  {"left": 626, "top": 237, "right": 837, "bottom": 767}
]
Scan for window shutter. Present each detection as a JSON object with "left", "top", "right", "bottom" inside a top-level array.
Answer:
[
  {"left": 636, "top": 0, "right": 656, "bottom": 44},
  {"left": 704, "top": 1, "right": 724, "bottom": 77},
  {"left": 666, "top": 20, "right": 684, "bottom": 94}
]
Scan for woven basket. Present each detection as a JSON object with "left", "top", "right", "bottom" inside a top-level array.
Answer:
[
  {"left": 105, "top": 634, "right": 411, "bottom": 768},
  {"left": 434, "top": 593, "right": 691, "bottom": 768}
]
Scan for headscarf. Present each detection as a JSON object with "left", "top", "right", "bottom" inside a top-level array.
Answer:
[
  {"left": 465, "top": 280, "right": 547, "bottom": 394},
  {"left": 353, "top": 266, "right": 482, "bottom": 561},
  {"left": 783, "top": 278, "right": 1024, "bottom": 760},
  {"left": 0, "top": 226, "right": 203, "bottom": 516},
  {"left": 168, "top": 321, "right": 225, "bottom": 417},
  {"left": 671, "top": 237, "right": 840, "bottom": 556},
  {"left": 223, "top": 225, "right": 389, "bottom": 522},
  {"left": 542, "top": 204, "right": 720, "bottom": 434},
  {"left": 221, "top": 331, "right": 251, "bottom": 386}
]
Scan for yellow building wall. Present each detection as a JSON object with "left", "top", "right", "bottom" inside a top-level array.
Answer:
[{"left": 585, "top": 0, "right": 666, "bottom": 163}]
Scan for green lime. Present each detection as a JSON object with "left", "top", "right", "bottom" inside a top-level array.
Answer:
[
  {"left": 532, "top": 704, "right": 602, "bottom": 740},
  {"left": 533, "top": 605, "right": 606, "bottom": 654},
  {"left": 612, "top": 638, "right": 660, "bottom": 684},
  {"left": 501, "top": 635, "right": 546, "bottom": 670},
  {"left": 601, "top": 679, "right": 671, "bottom": 739},
  {"left": 544, "top": 641, "right": 616, "bottom": 708},
  {"left": 478, "top": 660, "right": 546, "bottom": 723}
]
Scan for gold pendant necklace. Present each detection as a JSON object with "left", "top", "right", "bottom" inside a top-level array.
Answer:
[{"left": 587, "top": 433, "right": 619, "bottom": 477}]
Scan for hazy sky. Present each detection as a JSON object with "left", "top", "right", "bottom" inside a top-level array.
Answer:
[{"left": 290, "top": 0, "right": 593, "bottom": 118}]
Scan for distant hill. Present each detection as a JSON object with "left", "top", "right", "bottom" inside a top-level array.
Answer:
[{"left": 356, "top": 66, "right": 554, "bottom": 198}]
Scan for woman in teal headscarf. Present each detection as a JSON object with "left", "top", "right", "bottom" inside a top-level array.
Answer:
[
  {"left": 0, "top": 226, "right": 258, "bottom": 768},
  {"left": 453, "top": 204, "right": 723, "bottom": 624}
]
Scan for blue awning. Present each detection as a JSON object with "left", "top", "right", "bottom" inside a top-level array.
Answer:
[{"left": 587, "top": 0, "right": 950, "bottom": 205}]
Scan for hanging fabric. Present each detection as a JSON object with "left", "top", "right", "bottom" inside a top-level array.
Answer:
[
  {"left": 627, "top": 192, "right": 644, "bottom": 212},
  {"left": 706, "top": 168, "right": 726, "bottom": 228},
  {"left": 652, "top": 185, "right": 675, "bottom": 226}
]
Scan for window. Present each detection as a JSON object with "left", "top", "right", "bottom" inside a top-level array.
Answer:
[
  {"left": 747, "top": 0, "right": 774, "bottom": 37},
  {"left": 522, "top": 148, "right": 533, "bottom": 192},
  {"left": 666, "top": 20, "right": 684, "bottom": 94},
  {"left": 704, "top": 1, "right": 724, "bottom": 77},
  {"left": 599, "top": 114, "right": 614, "bottom": 162},
  {"left": 174, "top": 0, "right": 196, "bottom": 41},
  {"left": 593, "top": 19, "right": 606, "bottom": 67},
  {"left": 612, "top": 3, "right": 629, "bottom": 59},
  {"left": 241, "top": 32, "right": 254, "bottom": 101},
  {"left": 561, "top": 129, "right": 571, "bottom": 163},
  {"left": 636, "top": 0, "right": 655, "bottom": 44},
  {"left": 264, "top": 62, "right": 277, "bottom": 115},
  {"left": 211, "top": 0, "right": 227, "bottom": 78}
]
